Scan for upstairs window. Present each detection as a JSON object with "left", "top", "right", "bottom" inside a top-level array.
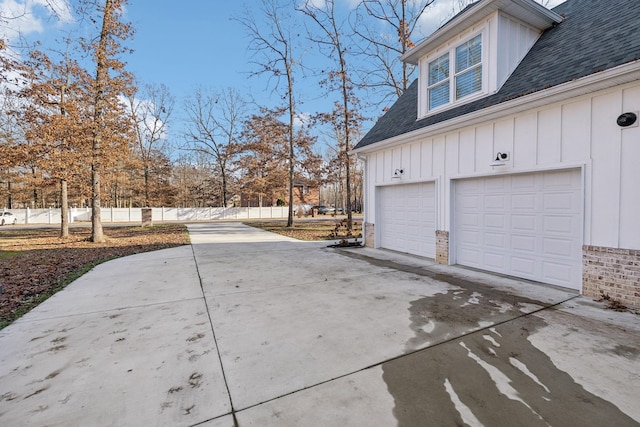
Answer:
[
  {"left": 426, "top": 33, "right": 483, "bottom": 113},
  {"left": 455, "top": 34, "right": 482, "bottom": 99},
  {"left": 428, "top": 54, "right": 450, "bottom": 109}
]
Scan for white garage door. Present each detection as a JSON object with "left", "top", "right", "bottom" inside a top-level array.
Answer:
[
  {"left": 454, "top": 169, "right": 582, "bottom": 289},
  {"left": 378, "top": 182, "right": 436, "bottom": 258}
]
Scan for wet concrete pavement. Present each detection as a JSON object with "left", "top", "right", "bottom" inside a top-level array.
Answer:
[{"left": 1, "top": 222, "right": 639, "bottom": 426}]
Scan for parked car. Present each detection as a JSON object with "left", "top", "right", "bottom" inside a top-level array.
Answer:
[
  {"left": 317, "top": 205, "right": 335, "bottom": 215},
  {"left": 0, "top": 211, "right": 17, "bottom": 226}
]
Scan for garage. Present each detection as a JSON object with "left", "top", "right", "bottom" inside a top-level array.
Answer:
[
  {"left": 454, "top": 169, "right": 582, "bottom": 289},
  {"left": 378, "top": 182, "right": 436, "bottom": 258}
]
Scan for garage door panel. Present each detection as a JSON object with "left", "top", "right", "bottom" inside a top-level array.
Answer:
[
  {"left": 454, "top": 169, "right": 582, "bottom": 290},
  {"left": 486, "top": 177, "right": 508, "bottom": 192},
  {"left": 543, "top": 237, "right": 574, "bottom": 257},
  {"left": 485, "top": 213, "right": 506, "bottom": 228},
  {"left": 511, "top": 257, "right": 537, "bottom": 276},
  {"left": 543, "top": 169, "right": 578, "bottom": 188},
  {"left": 485, "top": 194, "right": 507, "bottom": 208},
  {"left": 485, "top": 232, "right": 506, "bottom": 248},
  {"left": 484, "top": 252, "right": 506, "bottom": 269},
  {"left": 511, "top": 174, "right": 536, "bottom": 189},
  {"left": 458, "top": 194, "right": 480, "bottom": 209},
  {"left": 511, "top": 234, "right": 536, "bottom": 252},
  {"left": 543, "top": 192, "right": 577, "bottom": 210},
  {"left": 511, "top": 215, "right": 536, "bottom": 231},
  {"left": 458, "top": 248, "right": 482, "bottom": 266},
  {"left": 542, "top": 262, "right": 574, "bottom": 284},
  {"left": 459, "top": 230, "right": 481, "bottom": 244},
  {"left": 461, "top": 213, "right": 480, "bottom": 226},
  {"left": 379, "top": 182, "right": 436, "bottom": 258},
  {"left": 512, "top": 193, "right": 537, "bottom": 210},
  {"left": 543, "top": 216, "right": 575, "bottom": 234}
]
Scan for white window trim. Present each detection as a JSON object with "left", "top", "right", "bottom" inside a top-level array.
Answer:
[{"left": 419, "top": 28, "right": 488, "bottom": 118}]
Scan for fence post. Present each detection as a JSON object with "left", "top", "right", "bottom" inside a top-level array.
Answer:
[{"left": 141, "top": 208, "right": 153, "bottom": 227}]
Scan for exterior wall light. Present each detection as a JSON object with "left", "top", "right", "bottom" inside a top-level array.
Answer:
[
  {"left": 490, "top": 152, "right": 509, "bottom": 167},
  {"left": 392, "top": 168, "right": 404, "bottom": 178},
  {"left": 617, "top": 112, "right": 638, "bottom": 128}
]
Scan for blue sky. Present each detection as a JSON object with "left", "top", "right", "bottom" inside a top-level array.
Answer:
[
  {"left": 2, "top": 0, "right": 564, "bottom": 147},
  {"left": 125, "top": 2, "right": 259, "bottom": 104}
]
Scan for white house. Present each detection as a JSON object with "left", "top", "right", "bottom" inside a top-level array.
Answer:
[{"left": 353, "top": 0, "right": 640, "bottom": 307}]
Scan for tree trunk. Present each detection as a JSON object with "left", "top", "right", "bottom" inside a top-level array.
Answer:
[
  {"left": 60, "top": 179, "right": 69, "bottom": 238},
  {"left": 91, "top": 162, "right": 104, "bottom": 242},
  {"left": 7, "top": 181, "right": 12, "bottom": 209},
  {"left": 286, "top": 70, "right": 295, "bottom": 228},
  {"left": 144, "top": 165, "right": 149, "bottom": 206},
  {"left": 90, "top": 0, "right": 114, "bottom": 243},
  {"left": 338, "top": 38, "right": 353, "bottom": 232},
  {"left": 221, "top": 164, "right": 228, "bottom": 207}
]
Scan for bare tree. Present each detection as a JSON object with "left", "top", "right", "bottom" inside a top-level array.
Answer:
[
  {"left": 183, "top": 87, "right": 246, "bottom": 207},
  {"left": 128, "top": 82, "right": 175, "bottom": 206},
  {"left": 237, "top": 0, "right": 299, "bottom": 227},
  {"left": 445, "top": 0, "right": 555, "bottom": 22},
  {"left": 299, "top": 0, "right": 363, "bottom": 231},
  {"left": 352, "top": 0, "right": 435, "bottom": 106}
]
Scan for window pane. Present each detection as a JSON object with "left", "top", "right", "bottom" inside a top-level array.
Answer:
[
  {"left": 428, "top": 53, "right": 449, "bottom": 86},
  {"left": 429, "top": 81, "right": 450, "bottom": 109},
  {"left": 456, "top": 66, "right": 482, "bottom": 99},
  {"left": 455, "top": 34, "right": 482, "bottom": 73}
]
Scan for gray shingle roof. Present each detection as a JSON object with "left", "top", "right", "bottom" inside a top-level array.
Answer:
[{"left": 355, "top": 0, "right": 640, "bottom": 150}]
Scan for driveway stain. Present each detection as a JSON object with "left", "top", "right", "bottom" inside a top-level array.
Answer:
[
  {"left": 382, "top": 294, "right": 638, "bottom": 426},
  {"left": 188, "top": 372, "right": 203, "bottom": 389},
  {"left": 404, "top": 285, "right": 547, "bottom": 352},
  {"left": 338, "top": 250, "right": 637, "bottom": 425},
  {"left": 609, "top": 345, "right": 640, "bottom": 360},
  {"left": 23, "top": 386, "right": 49, "bottom": 400}
]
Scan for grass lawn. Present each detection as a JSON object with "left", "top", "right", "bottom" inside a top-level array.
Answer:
[
  {"left": 245, "top": 218, "right": 363, "bottom": 241},
  {"left": 0, "top": 224, "right": 190, "bottom": 329}
]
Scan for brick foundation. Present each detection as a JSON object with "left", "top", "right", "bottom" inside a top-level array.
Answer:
[
  {"left": 364, "top": 222, "right": 375, "bottom": 248},
  {"left": 436, "top": 230, "right": 449, "bottom": 265},
  {"left": 583, "top": 245, "right": 640, "bottom": 308}
]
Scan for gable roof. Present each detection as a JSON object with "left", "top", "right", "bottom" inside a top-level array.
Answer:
[
  {"left": 401, "top": 0, "right": 563, "bottom": 65},
  {"left": 355, "top": 0, "right": 640, "bottom": 150}
]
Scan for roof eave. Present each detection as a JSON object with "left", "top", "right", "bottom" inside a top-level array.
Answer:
[
  {"left": 401, "top": 0, "right": 563, "bottom": 65},
  {"left": 353, "top": 60, "right": 640, "bottom": 154}
]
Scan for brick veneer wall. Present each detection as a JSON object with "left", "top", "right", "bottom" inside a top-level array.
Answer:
[
  {"left": 436, "top": 230, "right": 449, "bottom": 265},
  {"left": 364, "top": 223, "right": 375, "bottom": 248},
  {"left": 583, "top": 245, "right": 640, "bottom": 308}
]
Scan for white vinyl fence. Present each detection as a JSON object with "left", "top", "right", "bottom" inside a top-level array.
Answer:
[{"left": 4, "top": 206, "right": 290, "bottom": 225}]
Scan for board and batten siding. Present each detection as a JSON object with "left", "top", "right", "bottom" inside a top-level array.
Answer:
[
  {"left": 364, "top": 81, "right": 640, "bottom": 252},
  {"left": 495, "top": 11, "right": 541, "bottom": 90}
]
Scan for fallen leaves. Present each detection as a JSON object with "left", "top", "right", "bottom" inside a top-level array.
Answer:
[
  {"left": 0, "top": 224, "right": 190, "bottom": 328},
  {"left": 246, "top": 219, "right": 362, "bottom": 241}
]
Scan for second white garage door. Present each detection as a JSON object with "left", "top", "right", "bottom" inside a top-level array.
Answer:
[
  {"left": 454, "top": 169, "right": 582, "bottom": 289},
  {"left": 378, "top": 182, "right": 436, "bottom": 258}
]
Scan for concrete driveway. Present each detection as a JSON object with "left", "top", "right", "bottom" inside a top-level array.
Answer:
[{"left": 1, "top": 222, "right": 639, "bottom": 426}]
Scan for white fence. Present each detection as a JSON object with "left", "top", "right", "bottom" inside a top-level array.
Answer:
[{"left": 4, "top": 206, "right": 290, "bottom": 225}]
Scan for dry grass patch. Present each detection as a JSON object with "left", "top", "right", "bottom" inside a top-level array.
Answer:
[
  {"left": 245, "top": 219, "right": 362, "bottom": 241},
  {"left": 0, "top": 224, "right": 190, "bottom": 329}
]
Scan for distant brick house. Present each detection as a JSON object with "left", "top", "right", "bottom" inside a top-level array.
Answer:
[
  {"left": 292, "top": 182, "right": 319, "bottom": 206},
  {"left": 353, "top": 0, "right": 640, "bottom": 307}
]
